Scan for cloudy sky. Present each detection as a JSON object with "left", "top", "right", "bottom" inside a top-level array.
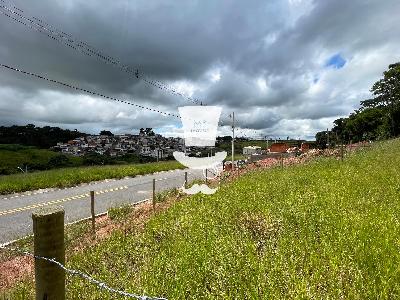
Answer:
[{"left": 0, "top": 0, "right": 399, "bottom": 140}]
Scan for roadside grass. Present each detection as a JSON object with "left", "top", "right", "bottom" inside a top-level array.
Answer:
[
  {"left": 0, "top": 161, "right": 184, "bottom": 195},
  {"left": 0, "top": 216, "right": 98, "bottom": 299},
  {"left": 0, "top": 215, "right": 94, "bottom": 265},
  {"left": 108, "top": 204, "right": 135, "bottom": 222},
  {"left": 0, "top": 282, "right": 33, "bottom": 300},
  {"left": 1, "top": 189, "right": 188, "bottom": 299},
  {"left": 154, "top": 188, "right": 181, "bottom": 204},
  {"left": 5, "top": 139, "right": 400, "bottom": 299}
]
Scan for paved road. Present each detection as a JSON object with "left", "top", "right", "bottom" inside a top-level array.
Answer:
[{"left": 0, "top": 169, "right": 203, "bottom": 244}]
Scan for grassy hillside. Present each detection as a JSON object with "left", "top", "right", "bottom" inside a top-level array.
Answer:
[
  {"left": 8, "top": 139, "right": 400, "bottom": 298},
  {"left": 0, "top": 161, "right": 184, "bottom": 195},
  {"left": 0, "top": 144, "right": 82, "bottom": 175}
]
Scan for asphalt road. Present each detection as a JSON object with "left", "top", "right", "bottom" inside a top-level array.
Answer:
[{"left": 0, "top": 168, "right": 203, "bottom": 244}]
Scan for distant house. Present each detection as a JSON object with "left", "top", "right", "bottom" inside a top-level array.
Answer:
[
  {"left": 140, "top": 145, "right": 151, "bottom": 156},
  {"left": 150, "top": 148, "right": 165, "bottom": 159},
  {"left": 54, "top": 132, "right": 185, "bottom": 159},
  {"left": 269, "top": 142, "right": 289, "bottom": 153},
  {"left": 243, "top": 146, "right": 262, "bottom": 155}
]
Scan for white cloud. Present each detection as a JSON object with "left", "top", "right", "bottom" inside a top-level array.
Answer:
[{"left": 0, "top": 0, "right": 399, "bottom": 140}]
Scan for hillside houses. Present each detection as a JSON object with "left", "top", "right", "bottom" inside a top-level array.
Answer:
[{"left": 54, "top": 133, "right": 184, "bottom": 159}]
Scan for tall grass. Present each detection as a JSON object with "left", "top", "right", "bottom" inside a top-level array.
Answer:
[
  {"left": 0, "top": 161, "right": 184, "bottom": 195},
  {"left": 7, "top": 139, "right": 400, "bottom": 299}
]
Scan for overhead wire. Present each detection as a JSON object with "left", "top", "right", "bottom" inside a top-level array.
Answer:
[
  {"left": 0, "top": 0, "right": 204, "bottom": 105},
  {"left": 0, "top": 63, "right": 180, "bottom": 118}
]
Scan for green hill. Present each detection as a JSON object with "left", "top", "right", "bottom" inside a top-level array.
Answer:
[
  {"left": 0, "top": 144, "right": 82, "bottom": 175},
  {"left": 9, "top": 139, "right": 400, "bottom": 298}
]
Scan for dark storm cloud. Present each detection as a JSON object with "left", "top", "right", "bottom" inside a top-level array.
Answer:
[{"left": 0, "top": 0, "right": 399, "bottom": 138}]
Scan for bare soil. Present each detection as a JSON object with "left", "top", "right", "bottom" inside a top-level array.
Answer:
[{"left": 0, "top": 194, "right": 183, "bottom": 292}]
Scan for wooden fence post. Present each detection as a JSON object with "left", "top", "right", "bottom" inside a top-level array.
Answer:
[
  {"left": 184, "top": 171, "right": 188, "bottom": 188},
  {"left": 280, "top": 154, "right": 284, "bottom": 168},
  {"left": 152, "top": 178, "right": 156, "bottom": 212},
  {"left": 205, "top": 169, "right": 208, "bottom": 184},
  {"left": 90, "top": 191, "right": 95, "bottom": 237},
  {"left": 32, "top": 206, "right": 65, "bottom": 300}
]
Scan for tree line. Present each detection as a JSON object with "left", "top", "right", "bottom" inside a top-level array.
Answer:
[
  {"left": 316, "top": 62, "right": 400, "bottom": 148},
  {"left": 0, "top": 124, "right": 86, "bottom": 148}
]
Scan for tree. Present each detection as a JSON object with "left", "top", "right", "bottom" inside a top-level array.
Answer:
[
  {"left": 217, "top": 136, "right": 232, "bottom": 142},
  {"left": 319, "top": 62, "right": 400, "bottom": 143},
  {"left": 315, "top": 131, "right": 328, "bottom": 149},
  {"left": 48, "top": 155, "right": 69, "bottom": 168},
  {"left": 83, "top": 152, "right": 109, "bottom": 165},
  {"left": 145, "top": 128, "right": 155, "bottom": 136},
  {"left": 0, "top": 124, "right": 86, "bottom": 148},
  {"left": 362, "top": 62, "right": 400, "bottom": 136},
  {"left": 100, "top": 130, "right": 114, "bottom": 136}
]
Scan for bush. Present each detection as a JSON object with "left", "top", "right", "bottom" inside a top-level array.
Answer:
[{"left": 48, "top": 155, "right": 69, "bottom": 167}]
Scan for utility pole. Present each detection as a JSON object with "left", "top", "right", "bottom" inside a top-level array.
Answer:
[
  {"left": 231, "top": 112, "right": 235, "bottom": 171},
  {"left": 326, "top": 128, "right": 329, "bottom": 149}
]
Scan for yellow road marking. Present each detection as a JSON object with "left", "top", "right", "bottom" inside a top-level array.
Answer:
[{"left": 0, "top": 186, "right": 129, "bottom": 217}]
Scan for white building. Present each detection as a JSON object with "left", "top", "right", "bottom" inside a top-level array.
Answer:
[{"left": 243, "top": 146, "right": 262, "bottom": 155}]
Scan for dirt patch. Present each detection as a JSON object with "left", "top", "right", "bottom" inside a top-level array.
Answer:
[
  {"left": 71, "top": 196, "right": 182, "bottom": 253},
  {"left": 237, "top": 212, "right": 282, "bottom": 255},
  {"left": 0, "top": 194, "right": 185, "bottom": 292},
  {"left": 0, "top": 255, "right": 33, "bottom": 291}
]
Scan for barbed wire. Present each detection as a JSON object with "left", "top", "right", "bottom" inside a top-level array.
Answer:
[
  {"left": 0, "top": 245, "right": 167, "bottom": 300},
  {"left": 0, "top": 63, "right": 180, "bottom": 118},
  {"left": 0, "top": 0, "right": 204, "bottom": 105}
]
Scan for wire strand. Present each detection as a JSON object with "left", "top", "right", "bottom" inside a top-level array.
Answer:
[
  {"left": 0, "top": 63, "right": 180, "bottom": 118},
  {"left": 0, "top": 0, "right": 205, "bottom": 105},
  {"left": 0, "top": 245, "right": 167, "bottom": 300}
]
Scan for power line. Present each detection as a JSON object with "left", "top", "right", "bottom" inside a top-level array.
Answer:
[
  {"left": 0, "top": 1, "right": 139, "bottom": 73},
  {"left": 0, "top": 63, "right": 180, "bottom": 118},
  {"left": 0, "top": 245, "right": 167, "bottom": 300},
  {"left": 0, "top": 0, "right": 205, "bottom": 105}
]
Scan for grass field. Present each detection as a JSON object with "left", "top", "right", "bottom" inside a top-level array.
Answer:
[
  {"left": 0, "top": 144, "right": 83, "bottom": 175},
  {"left": 6, "top": 139, "right": 400, "bottom": 299},
  {"left": 0, "top": 161, "right": 184, "bottom": 195}
]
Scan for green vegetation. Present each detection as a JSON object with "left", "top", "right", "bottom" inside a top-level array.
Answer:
[
  {"left": 317, "top": 62, "right": 400, "bottom": 146},
  {"left": 0, "top": 161, "right": 184, "bottom": 195},
  {"left": 0, "top": 144, "right": 174, "bottom": 175},
  {"left": 0, "top": 144, "right": 83, "bottom": 175},
  {"left": 9, "top": 138, "right": 400, "bottom": 299},
  {"left": 108, "top": 204, "right": 135, "bottom": 222},
  {"left": 154, "top": 188, "right": 180, "bottom": 203},
  {"left": 0, "top": 124, "right": 86, "bottom": 149}
]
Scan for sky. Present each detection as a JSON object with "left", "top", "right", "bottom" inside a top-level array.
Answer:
[{"left": 0, "top": 0, "right": 399, "bottom": 140}]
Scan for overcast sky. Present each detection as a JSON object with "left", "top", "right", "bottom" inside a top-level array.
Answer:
[{"left": 0, "top": 0, "right": 399, "bottom": 140}]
